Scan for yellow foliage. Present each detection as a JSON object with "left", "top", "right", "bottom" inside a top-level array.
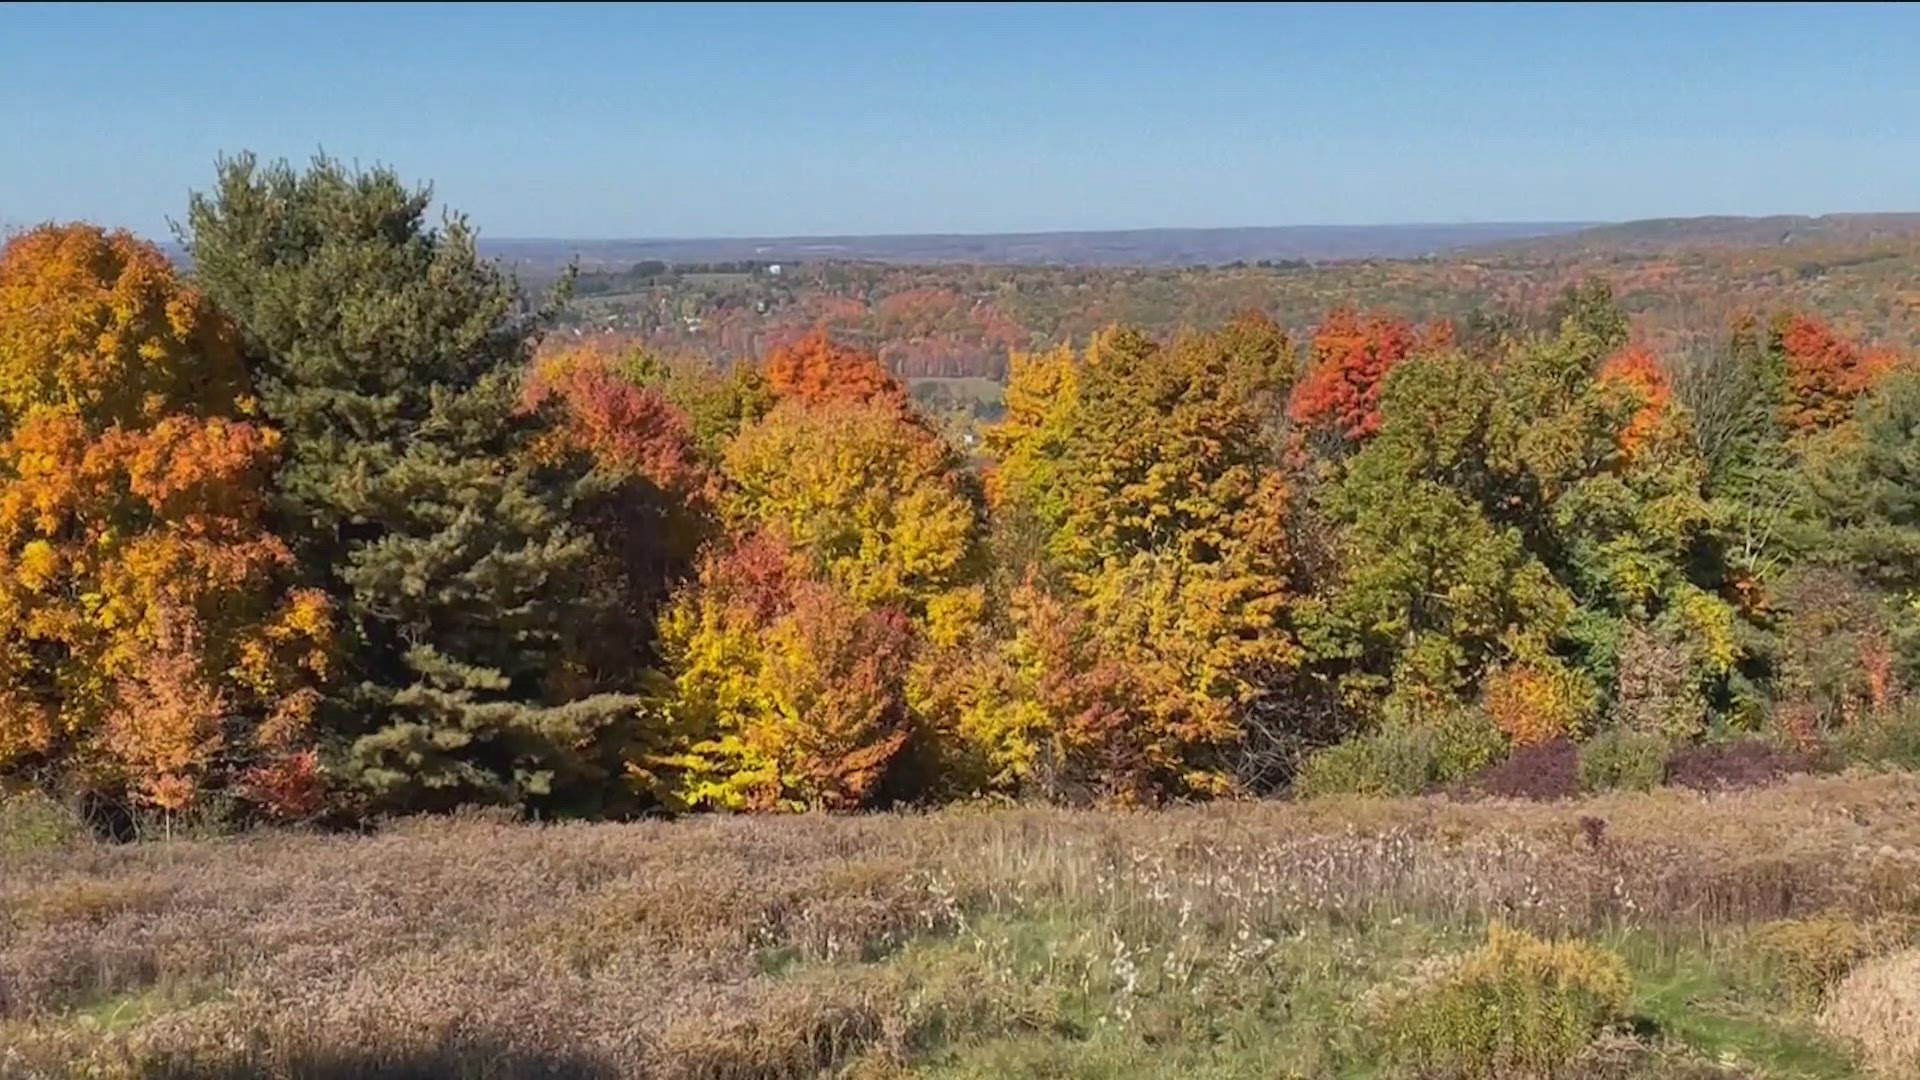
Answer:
[
  {"left": 983, "top": 343, "right": 1078, "bottom": 513},
  {"left": 722, "top": 398, "right": 979, "bottom": 613},
  {"left": 1676, "top": 587, "right": 1740, "bottom": 677},
  {"left": 1365, "top": 923, "right": 1631, "bottom": 1078},
  {"left": 0, "top": 225, "right": 330, "bottom": 806},
  {"left": 656, "top": 538, "right": 916, "bottom": 812}
]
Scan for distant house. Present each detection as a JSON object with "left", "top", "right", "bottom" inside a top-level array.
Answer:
[{"left": 767, "top": 264, "right": 782, "bottom": 276}]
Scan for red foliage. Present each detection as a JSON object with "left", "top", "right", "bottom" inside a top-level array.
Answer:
[
  {"left": 697, "top": 532, "right": 804, "bottom": 625},
  {"left": 761, "top": 329, "right": 909, "bottom": 411},
  {"left": 1470, "top": 738, "right": 1581, "bottom": 801},
  {"left": 1776, "top": 315, "right": 1897, "bottom": 432},
  {"left": 1288, "top": 308, "right": 1424, "bottom": 440},
  {"left": 1666, "top": 739, "right": 1812, "bottom": 792},
  {"left": 523, "top": 347, "right": 712, "bottom": 503},
  {"left": 240, "top": 749, "right": 330, "bottom": 821}
]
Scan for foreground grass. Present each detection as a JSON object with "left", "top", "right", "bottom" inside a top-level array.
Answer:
[{"left": 4, "top": 773, "right": 1920, "bottom": 1078}]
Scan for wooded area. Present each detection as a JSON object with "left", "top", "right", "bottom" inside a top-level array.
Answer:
[{"left": 2, "top": 156, "right": 1917, "bottom": 827}]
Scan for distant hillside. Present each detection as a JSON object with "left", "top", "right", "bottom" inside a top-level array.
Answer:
[
  {"left": 1486, "top": 213, "right": 1920, "bottom": 256},
  {"left": 555, "top": 212, "right": 1920, "bottom": 383},
  {"left": 482, "top": 222, "right": 1596, "bottom": 275}
]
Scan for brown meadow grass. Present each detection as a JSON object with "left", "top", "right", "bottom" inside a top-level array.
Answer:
[{"left": 3, "top": 771, "right": 1919, "bottom": 1077}]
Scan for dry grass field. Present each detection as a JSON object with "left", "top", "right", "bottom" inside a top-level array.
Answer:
[{"left": 5, "top": 772, "right": 1920, "bottom": 1078}]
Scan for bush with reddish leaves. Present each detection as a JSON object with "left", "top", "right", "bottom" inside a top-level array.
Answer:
[
  {"left": 1666, "top": 739, "right": 1814, "bottom": 792},
  {"left": 1471, "top": 738, "right": 1582, "bottom": 801}
]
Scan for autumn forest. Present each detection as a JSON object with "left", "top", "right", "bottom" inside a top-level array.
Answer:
[{"left": 1, "top": 154, "right": 1915, "bottom": 827}]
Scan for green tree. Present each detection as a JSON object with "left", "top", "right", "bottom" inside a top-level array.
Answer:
[
  {"left": 1305, "top": 301, "right": 1732, "bottom": 730},
  {"left": 185, "top": 154, "right": 647, "bottom": 813},
  {"left": 1802, "top": 368, "right": 1920, "bottom": 599}
]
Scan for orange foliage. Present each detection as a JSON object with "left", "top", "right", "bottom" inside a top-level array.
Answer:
[
  {"left": 0, "top": 224, "right": 247, "bottom": 425},
  {"left": 1288, "top": 308, "right": 1428, "bottom": 440},
  {"left": 240, "top": 748, "right": 329, "bottom": 821},
  {"left": 103, "top": 606, "right": 228, "bottom": 810},
  {"left": 523, "top": 344, "right": 713, "bottom": 504},
  {"left": 1597, "top": 346, "right": 1674, "bottom": 458},
  {"left": 1481, "top": 663, "right": 1588, "bottom": 746},
  {"left": 660, "top": 534, "right": 917, "bottom": 811},
  {"left": 761, "top": 329, "right": 909, "bottom": 411},
  {"left": 1777, "top": 315, "right": 1897, "bottom": 432},
  {"left": 750, "top": 578, "right": 915, "bottom": 810},
  {"left": 0, "top": 224, "right": 330, "bottom": 806}
]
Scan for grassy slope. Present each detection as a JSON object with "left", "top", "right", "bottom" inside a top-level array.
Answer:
[{"left": 5, "top": 773, "right": 1920, "bottom": 1078}]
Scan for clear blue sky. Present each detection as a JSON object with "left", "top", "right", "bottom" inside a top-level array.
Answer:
[{"left": 3, "top": 2, "right": 1918, "bottom": 239}]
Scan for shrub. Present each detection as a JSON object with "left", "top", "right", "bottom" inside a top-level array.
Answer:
[
  {"left": 1828, "top": 702, "right": 1920, "bottom": 772},
  {"left": 0, "top": 787, "right": 89, "bottom": 852},
  {"left": 1749, "top": 915, "right": 1877, "bottom": 1008},
  {"left": 1365, "top": 923, "right": 1631, "bottom": 1079},
  {"left": 1473, "top": 738, "right": 1582, "bottom": 801},
  {"left": 1614, "top": 622, "right": 1707, "bottom": 740},
  {"left": 1428, "top": 705, "right": 1512, "bottom": 783},
  {"left": 1819, "top": 948, "right": 1920, "bottom": 1077},
  {"left": 1295, "top": 727, "right": 1433, "bottom": 799},
  {"left": 1666, "top": 738, "right": 1812, "bottom": 792},
  {"left": 1294, "top": 710, "right": 1505, "bottom": 799},
  {"left": 1577, "top": 729, "right": 1671, "bottom": 792}
]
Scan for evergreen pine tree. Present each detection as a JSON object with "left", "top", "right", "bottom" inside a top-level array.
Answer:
[{"left": 184, "top": 154, "right": 647, "bottom": 812}]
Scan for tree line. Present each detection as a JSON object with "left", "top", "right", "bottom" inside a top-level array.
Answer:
[{"left": 1, "top": 155, "right": 1914, "bottom": 824}]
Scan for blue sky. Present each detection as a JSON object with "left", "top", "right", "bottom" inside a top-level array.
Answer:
[{"left": 3, "top": 2, "right": 1918, "bottom": 239}]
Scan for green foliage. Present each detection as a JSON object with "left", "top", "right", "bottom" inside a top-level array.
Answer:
[
  {"left": 1828, "top": 701, "right": 1920, "bottom": 771},
  {"left": 1364, "top": 923, "right": 1632, "bottom": 1079},
  {"left": 0, "top": 787, "right": 88, "bottom": 852},
  {"left": 1802, "top": 366, "right": 1920, "bottom": 598},
  {"left": 1294, "top": 708, "right": 1506, "bottom": 798},
  {"left": 185, "top": 154, "right": 646, "bottom": 814},
  {"left": 1577, "top": 728, "right": 1671, "bottom": 792},
  {"left": 1302, "top": 347, "right": 1577, "bottom": 706},
  {"left": 1295, "top": 727, "right": 1434, "bottom": 799}
]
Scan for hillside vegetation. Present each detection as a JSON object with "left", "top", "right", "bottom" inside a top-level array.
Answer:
[
  {"left": 6, "top": 154, "right": 1920, "bottom": 1078},
  {"left": 556, "top": 217, "right": 1920, "bottom": 383}
]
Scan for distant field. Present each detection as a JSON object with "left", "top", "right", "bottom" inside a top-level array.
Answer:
[
  {"left": 544, "top": 213, "right": 1920, "bottom": 383},
  {"left": 5, "top": 772, "right": 1918, "bottom": 1077}
]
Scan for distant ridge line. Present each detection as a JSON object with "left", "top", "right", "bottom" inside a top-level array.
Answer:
[{"left": 476, "top": 222, "right": 1599, "bottom": 271}]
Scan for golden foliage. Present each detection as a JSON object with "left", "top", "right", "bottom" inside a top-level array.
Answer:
[
  {"left": 0, "top": 225, "right": 329, "bottom": 806},
  {"left": 1481, "top": 661, "right": 1594, "bottom": 746}
]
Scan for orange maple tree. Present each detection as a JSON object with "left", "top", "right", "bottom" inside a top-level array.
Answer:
[
  {"left": 762, "top": 328, "right": 910, "bottom": 410},
  {"left": 1775, "top": 314, "right": 1897, "bottom": 432},
  {"left": 1597, "top": 345, "right": 1675, "bottom": 458},
  {"left": 0, "top": 224, "right": 330, "bottom": 811}
]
